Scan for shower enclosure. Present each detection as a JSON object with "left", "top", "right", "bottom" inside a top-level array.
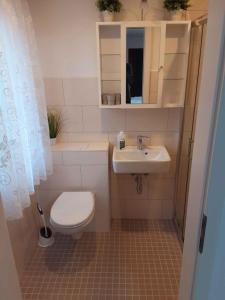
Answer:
[{"left": 175, "top": 16, "right": 208, "bottom": 242}]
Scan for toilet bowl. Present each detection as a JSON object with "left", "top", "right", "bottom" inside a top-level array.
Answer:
[{"left": 50, "top": 192, "right": 95, "bottom": 239}]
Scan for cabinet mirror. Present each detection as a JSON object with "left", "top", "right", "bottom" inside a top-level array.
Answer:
[{"left": 126, "top": 25, "right": 162, "bottom": 105}]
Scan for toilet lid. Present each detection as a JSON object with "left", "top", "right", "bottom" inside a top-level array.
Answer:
[{"left": 50, "top": 192, "right": 95, "bottom": 228}]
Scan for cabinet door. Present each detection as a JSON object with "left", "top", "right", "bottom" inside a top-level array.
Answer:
[
  {"left": 162, "top": 22, "right": 191, "bottom": 107},
  {"left": 122, "top": 22, "right": 165, "bottom": 108},
  {"left": 143, "top": 23, "right": 165, "bottom": 107}
]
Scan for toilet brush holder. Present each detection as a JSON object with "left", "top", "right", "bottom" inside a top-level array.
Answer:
[
  {"left": 38, "top": 226, "right": 55, "bottom": 247},
  {"left": 37, "top": 203, "right": 54, "bottom": 247}
]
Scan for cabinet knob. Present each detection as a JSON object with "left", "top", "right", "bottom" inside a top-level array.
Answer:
[{"left": 159, "top": 65, "right": 164, "bottom": 71}]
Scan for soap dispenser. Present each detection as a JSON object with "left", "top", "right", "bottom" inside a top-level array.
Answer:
[{"left": 117, "top": 131, "right": 126, "bottom": 150}]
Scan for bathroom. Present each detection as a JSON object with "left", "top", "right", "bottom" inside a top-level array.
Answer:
[{"left": 1, "top": 0, "right": 225, "bottom": 299}]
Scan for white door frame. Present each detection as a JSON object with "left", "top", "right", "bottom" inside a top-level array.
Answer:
[
  {"left": 192, "top": 32, "right": 225, "bottom": 299},
  {"left": 179, "top": 1, "right": 225, "bottom": 299}
]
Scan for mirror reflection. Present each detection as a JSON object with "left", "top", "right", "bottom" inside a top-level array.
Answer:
[
  {"left": 126, "top": 28, "right": 144, "bottom": 104},
  {"left": 126, "top": 26, "right": 161, "bottom": 105}
]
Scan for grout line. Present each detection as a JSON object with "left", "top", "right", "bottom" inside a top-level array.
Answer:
[{"left": 61, "top": 78, "right": 66, "bottom": 105}]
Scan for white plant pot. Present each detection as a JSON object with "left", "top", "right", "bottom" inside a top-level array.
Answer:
[
  {"left": 50, "top": 138, "right": 57, "bottom": 145},
  {"left": 102, "top": 11, "right": 114, "bottom": 22},
  {"left": 169, "top": 10, "right": 184, "bottom": 21}
]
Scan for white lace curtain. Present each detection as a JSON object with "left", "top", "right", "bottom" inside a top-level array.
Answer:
[{"left": 0, "top": 0, "right": 52, "bottom": 219}]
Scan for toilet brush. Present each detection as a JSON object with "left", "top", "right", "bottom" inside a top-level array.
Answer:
[{"left": 37, "top": 203, "right": 54, "bottom": 247}]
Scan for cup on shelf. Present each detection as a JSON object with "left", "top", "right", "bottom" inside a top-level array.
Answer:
[
  {"left": 106, "top": 94, "right": 116, "bottom": 105},
  {"left": 102, "top": 94, "right": 108, "bottom": 105},
  {"left": 115, "top": 93, "right": 121, "bottom": 105},
  {"left": 102, "top": 94, "right": 116, "bottom": 105}
]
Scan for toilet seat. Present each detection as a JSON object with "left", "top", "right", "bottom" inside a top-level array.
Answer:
[{"left": 50, "top": 192, "right": 95, "bottom": 229}]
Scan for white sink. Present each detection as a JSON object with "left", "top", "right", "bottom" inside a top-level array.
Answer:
[{"left": 113, "top": 146, "right": 171, "bottom": 174}]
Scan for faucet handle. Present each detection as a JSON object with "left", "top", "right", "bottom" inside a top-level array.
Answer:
[
  {"left": 137, "top": 135, "right": 150, "bottom": 150},
  {"left": 137, "top": 135, "right": 150, "bottom": 140}
]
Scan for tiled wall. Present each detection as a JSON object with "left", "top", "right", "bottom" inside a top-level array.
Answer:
[{"left": 45, "top": 77, "right": 182, "bottom": 220}]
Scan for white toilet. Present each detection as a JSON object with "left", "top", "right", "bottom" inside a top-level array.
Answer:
[{"left": 50, "top": 192, "right": 95, "bottom": 239}]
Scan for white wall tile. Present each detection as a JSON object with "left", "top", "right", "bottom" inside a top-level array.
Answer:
[
  {"left": 45, "top": 78, "right": 64, "bottom": 106},
  {"left": 81, "top": 166, "right": 108, "bottom": 190},
  {"left": 116, "top": 174, "right": 149, "bottom": 201},
  {"left": 52, "top": 152, "right": 63, "bottom": 165},
  {"left": 81, "top": 165, "right": 110, "bottom": 231},
  {"left": 121, "top": 199, "right": 163, "bottom": 219},
  {"left": 81, "top": 165, "right": 109, "bottom": 212},
  {"left": 83, "top": 106, "right": 101, "bottom": 132},
  {"left": 63, "top": 106, "right": 83, "bottom": 133},
  {"left": 63, "top": 78, "right": 98, "bottom": 106},
  {"left": 125, "top": 109, "right": 168, "bottom": 131},
  {"left": 148, "top": 200, "right": 163, "bottom": 219},
  {"left": 101, "top": 110, "right": 126, "bottom": 132},
  {"left": 40, "top": 165, "right": 82, "bottom": 190},
  {"left": 62, "top": 151, "right": 108, "bottom": 165},
  {"left": 122, "top": 199, "right": 150, "bottom": 219},
  {"left": 58, "top": 133, "right": 109, "bottom": 143},
  {"left": 162, "top": 199, "right": 174, "bottom": 219},
  {"left": 108, "top": 133, "right": 118, "bottom": 146},
  {"left": 50, "top": 106, "right": 83, "bottom": 133},
  {"left": 148, "top": 178, "right": 175, "bottom": 200},
  {"left": 167, "top": 108, "right": 183, "bottom": 132},
  {"left": 111, "top": 197, "right": 123, "bottom": 219}
]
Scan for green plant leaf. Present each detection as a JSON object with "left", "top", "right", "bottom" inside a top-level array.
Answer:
[
  {"left": 47, "top": 111, "right": 62, "bottom": 139},
  {"left": 164, "top": 0, "right": 190, "bottom": 11},
  {"left": 96, "top": 0, "right": 122, "bottom": 12}
]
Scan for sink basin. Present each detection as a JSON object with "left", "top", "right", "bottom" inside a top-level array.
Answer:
[{"left": 113, "top": 146, "right": 171, "bottom": 174}]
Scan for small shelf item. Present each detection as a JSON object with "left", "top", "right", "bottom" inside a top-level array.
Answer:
[
  {"left": 102, "top": 93, "right": 121, "bottom": 105},
  {"left": 96, "top": 21, "right": 191, "bottom": 109}
]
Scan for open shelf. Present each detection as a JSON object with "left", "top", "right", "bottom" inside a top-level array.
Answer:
[
  {"left": 97, "top": 23, "right": 122, "bottom": 106},
  {"left": 162, "top": 22, "right": 190, "bottom": 107}
]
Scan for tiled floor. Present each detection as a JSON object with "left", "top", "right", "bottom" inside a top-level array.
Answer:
[{"left": 21, "top": 220, "right": 181, "bottom": 300}]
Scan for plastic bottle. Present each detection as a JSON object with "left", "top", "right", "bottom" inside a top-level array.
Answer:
[{"left": 117, "top": 131, "right": 126, "bottom": 150}]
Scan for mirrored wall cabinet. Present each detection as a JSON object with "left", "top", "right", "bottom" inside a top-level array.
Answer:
[{"left": 96, "top": 21, "right": 191, "bottom": 108}]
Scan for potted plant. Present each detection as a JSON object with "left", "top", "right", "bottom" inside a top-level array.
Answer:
[
  {"left": 47, "top": 111, "right": 62, "bottom": 145},
  {"left": 164, "top": 0, "right": 190, "bottom": 20},
  {"left": 96, "top": 0, "right": 122, "bottom": 22}
]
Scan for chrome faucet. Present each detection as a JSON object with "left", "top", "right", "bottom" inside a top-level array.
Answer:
[{"left": 137, "top": 135, "right": 150, "bottom": 150}]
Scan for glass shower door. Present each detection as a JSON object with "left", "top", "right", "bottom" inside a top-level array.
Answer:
[{"left": 175, "top": 21, "right": 207, "bottom": 241}]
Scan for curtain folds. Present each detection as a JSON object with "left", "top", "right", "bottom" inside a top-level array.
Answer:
[{"left": 0, "top": 0, "right": 52, "bottom": 219}]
